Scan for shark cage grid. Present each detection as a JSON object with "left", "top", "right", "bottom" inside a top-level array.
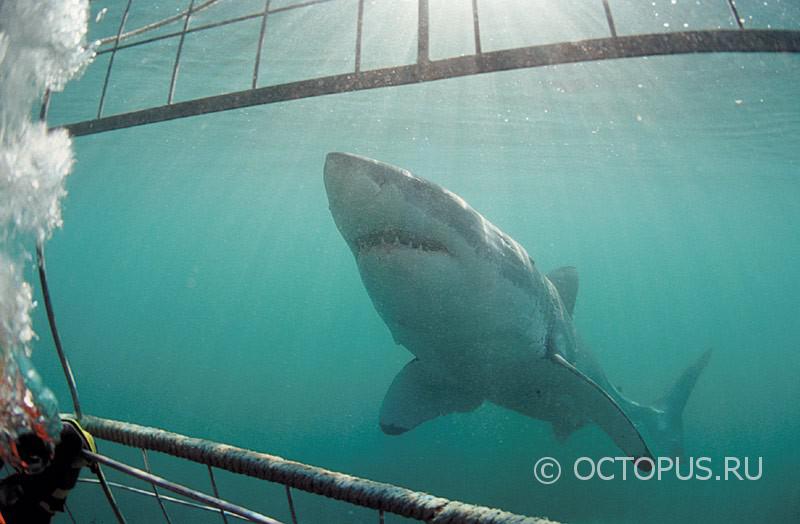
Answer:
[{"left": 26, "top": 0, "right": 800, "bottom": 522}]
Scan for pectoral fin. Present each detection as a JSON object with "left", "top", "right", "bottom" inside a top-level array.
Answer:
[
  {"left": 551, "top": 418, "right": 583, "bottom": 443},
  {"left": 548, "top": 353, "right": 652, "bottom": 460},
  {"left": 380, "top": 359, "right": 482, "bottom": 435}
]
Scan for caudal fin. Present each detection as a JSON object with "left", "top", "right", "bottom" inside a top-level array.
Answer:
[
  {"left": 657, "top": 349, "right": 712, "bottom": 418},
  {"left": 638, "top": 349, "right": 712, "bottom": 457}
]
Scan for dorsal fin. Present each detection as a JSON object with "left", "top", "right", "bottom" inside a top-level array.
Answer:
[
  {"left": 551, "top": 417, "right": 583, "bottom": 443},
  {"left": 547, "top": 266, "right": 578, "bottom": 316}
]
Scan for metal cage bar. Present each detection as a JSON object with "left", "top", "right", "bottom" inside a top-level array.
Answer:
[
  {"left": 36, "top": 243, "right": 82, "bottom": 419},
  {"left": 59, "top": 29, "right": 800, "bottom": 137},
  {"left": 85, "top": 450, "right": 284, "bottom": 524},
  {"left": 47, "top": 0, "right": 800, "bottom": 137},
  {"left": 81, "top": 415, "right": 554, "bottom": 524},
  {"left": 142, "top": 448, "right": 174, "bottom": 524},
  {"left": 96, "top": 0, "right": 220, "bottom": 47},
  {"left": 97, "top": 0, "right": 134, "bottom": 118},
  {"left": 94, "top": 0, "right": 338, "bottom": 56},
  {"left": 284, "top": 486, "right": 299, "bottom": 524},
  {"left": 65, "top": 504, "right": 77, "bottom": 524},
  {"left": 78, "top": 478, "right": 252, "bottom": 521},
  {"left": 355, "top": 0, "right": 365, "bottom": 73},
  {"left": 167, "top": 0, "right": 196, "bottom": 104},
  {"left": 208, "top": 465, "right": 231, "bottom": 524},
  {"left": 95, "top": 461, "right": 129, "bottom": 523},
  {"left": 601, "top": 0, "right": 617, "bottom": 38},
  {"left": 417, "top": 0, "right": 430, "bottom": 65},
  {"left": 727, "top": 0, "right": 745, "bottom": 29},
  {"left": 472, "top": 0, "right": 482, "bottom": 55},
  {"left": 36, "top": 243, "right": 128, "bottom": 524},
  {"left": 252, "top": 0, "right": 272, "bottom": 88}
]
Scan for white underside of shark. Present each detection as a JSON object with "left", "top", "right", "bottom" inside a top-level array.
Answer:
[{"left": 324, "top": 152, "right": 710, "bottom": 461}]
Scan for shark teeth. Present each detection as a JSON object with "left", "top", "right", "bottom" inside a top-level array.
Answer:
[{"left": 356, "top": 229, "right": 449, "bottom": 254}]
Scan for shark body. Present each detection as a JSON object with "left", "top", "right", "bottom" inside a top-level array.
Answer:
[{"left": 324, "top": 152, "right": 709, "bottom": 460}]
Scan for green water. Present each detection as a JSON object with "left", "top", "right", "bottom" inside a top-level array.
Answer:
[{"left": 28, "top": 1, "right": 800, "bottom": 522}]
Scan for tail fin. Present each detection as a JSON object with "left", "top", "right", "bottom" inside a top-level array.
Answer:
[{"left": 626, "top": 349, "right": 711, "bottom": 457}]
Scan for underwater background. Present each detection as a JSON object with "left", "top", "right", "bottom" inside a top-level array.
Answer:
[{"left": 24, "top": 0, "right": 800, "bottom": 522}]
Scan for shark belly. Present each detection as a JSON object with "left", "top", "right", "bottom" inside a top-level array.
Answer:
[{"left": 357, "top": 247, "right": 548, "bottom": 386}]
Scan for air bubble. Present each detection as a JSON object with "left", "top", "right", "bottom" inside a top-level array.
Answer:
[{"left": 0, "top": 0, "right": 93, "bottom": 471}]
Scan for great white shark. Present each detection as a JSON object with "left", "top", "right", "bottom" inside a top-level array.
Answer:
[{"left": 324, "top": 152, "right": 710, "bottom": 461}]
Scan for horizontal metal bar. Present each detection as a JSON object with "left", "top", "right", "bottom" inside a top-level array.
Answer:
[
  {"left": 96, "top": 12, "right": 263, "bottom": 55},
  {"left": 78, "top": 478, "right": 252, "bottom": 521},
  {"left": 269, "top": 0, "right": 338, "bottom": 16},
  {"left": 83, "top": 450, "right": 284, "bottom": 524},
  {"left": 61, "top": 29, "right": 800, "bottom": 137},
  {"left": 96, "top": 0, "right": 220, "bottom": 47},
  {"left": 95, "top": 0, "right": 338, "bottom": 55},
  {"left": 80, "top": 415, "right": 553, "bottom": 523}
]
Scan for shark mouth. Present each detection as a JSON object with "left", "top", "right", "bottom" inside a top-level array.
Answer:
[{"left": 355, "top": 228, "right": 450, "bottom": 255}]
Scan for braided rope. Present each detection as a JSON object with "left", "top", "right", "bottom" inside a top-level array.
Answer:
[{"left": 81, "top": 416, "right": 556, "bottom": 524}]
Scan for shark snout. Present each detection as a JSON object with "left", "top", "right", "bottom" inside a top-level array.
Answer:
[
  {"left": 324, "top": 152, "right": 415, "bottom": 248},
  {"left": 324, "top": 153, "right": 383, "bottom": 228},
  {"left": 324, "top": 152, "right": 413, "bottom": 202}
]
